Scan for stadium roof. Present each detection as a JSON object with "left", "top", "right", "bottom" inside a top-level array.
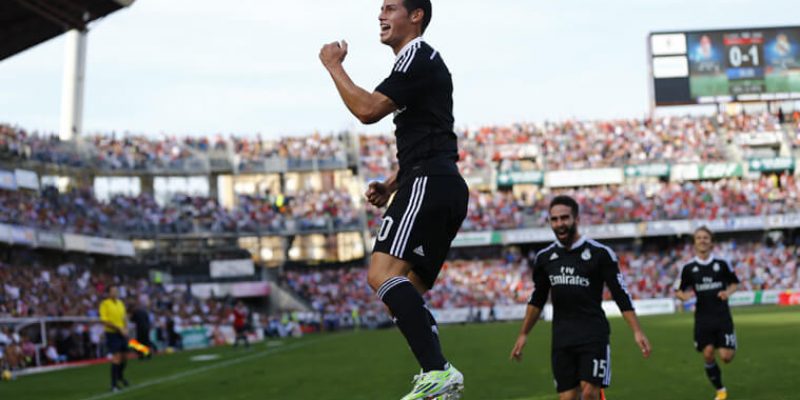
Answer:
[{"left": 0, "top": 0, "right": 134, "bottom": 61}]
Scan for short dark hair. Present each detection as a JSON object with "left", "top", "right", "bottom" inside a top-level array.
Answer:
[
  {"left": 403, "top": 0, "right": 432, "bottom": 34},
  {"left": 694, "top": 226, "right": 714, "bottom": 240},
  {"left": 549, "top": 195, "right": 579, "bottom": 218}
]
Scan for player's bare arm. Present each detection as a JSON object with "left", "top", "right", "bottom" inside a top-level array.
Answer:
[
  {"left": 675, "top": 289, "right": 693, "bottom": 302},
  {"left": 510, "top": 305, "right": 543, "bottom": 362},
  {"left": 718, "top": 283, "right": 738, "bottom": 301},
  {"left": 319, "top": 40, "right": 397, "bottom": 124},
  {"left": 621, "top": 310, "right": 652, "bottom": 358}
]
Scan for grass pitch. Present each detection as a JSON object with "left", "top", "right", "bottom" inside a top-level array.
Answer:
[{"left": 1, "top": 306, "right": 798, "bottom": 400}]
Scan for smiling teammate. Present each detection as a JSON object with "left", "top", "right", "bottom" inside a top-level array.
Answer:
[{"left": 510, "top": 195, "right": 651, "bottom": 400}]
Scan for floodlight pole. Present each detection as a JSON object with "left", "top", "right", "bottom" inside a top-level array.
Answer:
[{"left": 59, "top": 29, "right": 88, "bottom": 141}]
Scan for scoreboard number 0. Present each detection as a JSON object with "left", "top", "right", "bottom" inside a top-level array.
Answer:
[{"left": 728, "top": 45, "right": 759, "bottom": 67}]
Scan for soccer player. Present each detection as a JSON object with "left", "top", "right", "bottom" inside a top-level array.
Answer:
[
  {"left": 320, "top": 0, "right": 468, "bottom": 398},
  {"left": 232, "top": 301, "right": 250, "bottom": 348},
  {"left": 99, "top": 285, "right": 129, "bottom": 391},
  {"left": 510, "top": 195, "right": 651, "bottom": 400},
  {"left": 675, "top": 227, "right": 739, "bottom": 400}
]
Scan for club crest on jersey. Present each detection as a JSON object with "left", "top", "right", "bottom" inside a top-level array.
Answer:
[
  {"left": 713, "top": 263, "right": 720, "bottom": 272},
  {"left": 550, "top": 252, "right": 559, "bottom": 261},
  {"left": 692, "top": 266, "right": 699, "bottom": 273},
  {"left": 581, "top": 248, "right": 591, "bottom": 261}
]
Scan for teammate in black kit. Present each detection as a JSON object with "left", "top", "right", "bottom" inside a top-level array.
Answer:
[
  {"left": 319, "top": 1, "right": 467, "bottom": 398},
  {"left": 676, "top": 226, "right": 739, "bottom": 400},
  {"left": 510, "top": 196, "right": 651, "bottom": 400}
]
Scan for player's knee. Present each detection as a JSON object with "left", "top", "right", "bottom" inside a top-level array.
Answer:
[
  {"left": 721, "top": 352, "right": 735, "bottom": 364},
  {"left": 581, "top": 386, "right": 600, "bottom": 400},
  {"left": 367, "top": 253, "right": 411, "bottom": 292}
]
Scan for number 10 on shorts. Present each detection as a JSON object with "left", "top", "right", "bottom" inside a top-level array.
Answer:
[{"left": 592, "top": 359, "right": 607, "bottom": 378}]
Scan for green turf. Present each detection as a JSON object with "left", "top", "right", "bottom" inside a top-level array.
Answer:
[
  {"left": 1, "top": 306, "right": 798, "bottom": 399},
  {"left": 690, "top": 74, "right": 730, "bottom": 98}
]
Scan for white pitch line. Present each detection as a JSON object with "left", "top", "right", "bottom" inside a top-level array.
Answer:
[{"left": 80, "top": 335, "right": 338, "bottom": 400}]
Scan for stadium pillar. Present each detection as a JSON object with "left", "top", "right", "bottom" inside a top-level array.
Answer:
[
  {"left": 59, "top": 29, "right": 88, "bottom": 141},
  {"left": 209, "top": 172, "right": 220, "bottom": 201},
  {"left": 140, "top": 175, "right": 155, "bottom": 196}
]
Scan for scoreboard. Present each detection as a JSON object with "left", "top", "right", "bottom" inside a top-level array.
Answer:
[{"left": 650, "top": 26, "right": 800, "bottom": 105}]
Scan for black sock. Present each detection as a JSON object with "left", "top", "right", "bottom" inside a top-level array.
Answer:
[
  {"left": 423, "top": 304, "right": 443, "bottom": 357},
  {"left": 378, "top": 277, "right": 447, "bottom": 372},
  {"left": 119, "top": 359, "right": 127, "bottom": 382},
  {"left": 705, "top": 361, "right": 723, "bottom": 390},
  {"left": 111, "top": 364, "right": 119, "bottom": 388}
]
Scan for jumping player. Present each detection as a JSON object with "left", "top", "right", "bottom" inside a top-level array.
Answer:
[{"left": 320, "top": 0, "right": 468, "bottom": 398}]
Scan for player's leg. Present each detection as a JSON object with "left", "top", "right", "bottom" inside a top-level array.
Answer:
[
  {"left": 718, "top": 348, "right": 735, "bottom": 364},
  {"left": 576, "top": 343, "right": 610, "bottom": 400},
  {"left": 558, "top": 389, "right": 579, "bottom": 400},
  {"left": 368, "top": 252, "right": 447, "bottom": 371},
  {"left": 718, "top": 323, "right": 736, "bottom": 364},
  {"left": 553, "top": 346, "right": 580, "bottom": 400},
  {"left": 408, "top": 271, "right": 442, "bottom": 355},
  {"left": 110, "top": 352, "right": 120, "bottom": 391},
  {"left": 118, "top": 347, "right": 129, "bottom": 387},
  {"left": 579, "top": 381, "right": 602, "bottom": 400}
]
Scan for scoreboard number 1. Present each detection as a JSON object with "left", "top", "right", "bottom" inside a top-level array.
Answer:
[{"left": 728, "top": 45, "right": 760, "bottom": 67}]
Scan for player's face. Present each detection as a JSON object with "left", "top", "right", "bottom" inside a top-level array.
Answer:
[
  {"left": 109, "top": 286, "right": 118, "bottom": 299},
  {"left": 379, "top": 0, "right": 414, "bottom": 47},
  {"left": 694, "top": 230, "right": 713, "bottom": 254},
  {"left": 549, "top": 205, "right": 578, "bottom": 243}
]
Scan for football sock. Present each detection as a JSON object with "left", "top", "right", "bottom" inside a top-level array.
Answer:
[
  {"left": 111, "top": 363, "right": 118, "bottom": 388},
  {"left": 378, "top": 276, "right": 447, "bottom": 372},
  {"left": 705, "top": 361, "right": 723, "bottom": 389}
]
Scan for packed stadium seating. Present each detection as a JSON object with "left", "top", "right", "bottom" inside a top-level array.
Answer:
[{"left": 3, "top": 111, "right": 800, "bottom": 370}]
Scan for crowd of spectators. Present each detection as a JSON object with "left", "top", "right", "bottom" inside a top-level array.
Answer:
[
  {"left": 0, "top": 187, "right": 361, "bottom": 237},
  {"left": 3, "top": 171, "right": 796, "bottom": 238},
  {"left": 4, "top": 112, "right": 796, "bottom": 175}
]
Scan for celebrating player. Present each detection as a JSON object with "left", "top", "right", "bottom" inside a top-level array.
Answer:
[
  {"left": 675, "top": 227, "right": 739, "bottom": 400},
  {"left": 99, "top": 285, "right": 130, "bottom": 392},
  {"left": 320, "top": 0, "right": 468, "bottom": 398},
  {"left": 510, "top": 195, "right": 651, "bottom": 400}
]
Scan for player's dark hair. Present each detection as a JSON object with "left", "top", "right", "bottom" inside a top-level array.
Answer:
[
  {"left": 403, "top": 0, "right": 432, "bottom": 34},
  {"left": 694, "top": 226, "right": 714, "bottom": 241},
  {"left": 549, "top": 195, "right": 579, "bottom": 218}
]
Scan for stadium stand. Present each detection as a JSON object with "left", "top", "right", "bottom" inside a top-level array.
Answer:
[{"left": 2, "top": 111, "right": 800, "bottom": 371}]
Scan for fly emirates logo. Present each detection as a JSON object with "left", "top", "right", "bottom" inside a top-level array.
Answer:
[
  {"left": 550, "top": 266, "right": 590, "bottom": 287},
  {"left": 695, "top": 276, "right": 723, "bottom": 292}
]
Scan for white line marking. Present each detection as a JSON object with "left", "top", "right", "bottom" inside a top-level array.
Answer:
[{"left": 80, "top": 335, "right": 337, "bottom": 400}]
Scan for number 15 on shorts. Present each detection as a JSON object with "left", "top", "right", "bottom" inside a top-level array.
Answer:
[{"left": 592, "top": 359, "right": 607, "bottom": 378}]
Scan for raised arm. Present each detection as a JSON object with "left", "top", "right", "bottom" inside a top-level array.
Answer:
[{"left": 320, "top": 40, "right": 396, "bottom": 124}]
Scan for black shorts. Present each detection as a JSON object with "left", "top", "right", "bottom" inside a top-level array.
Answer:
[
  {"left": 106, "top": 333, "right": 127, "bottom": 354},
  {"left": 372, "top": 174, "right": 468, "bottom": 289},
  {"left": 551, "top": 342, "right": 612, "bottom": 393},
  {"left": 695, "top": 319, "right": 737, "bottom": 351}
]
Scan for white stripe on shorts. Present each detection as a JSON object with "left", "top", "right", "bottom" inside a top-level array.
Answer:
[
  {"left": 390, "top": 177, "right": 426, "bottom": 257},
  {"left": 396, "top": 176, "right": 427, "bottom": 258}
]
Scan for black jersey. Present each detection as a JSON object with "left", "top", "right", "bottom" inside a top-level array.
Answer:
[
  {"left": 375, "top": 37, "right": 459, "bottom": 188},
  {"left": 678, "top": 256, "right": 740, "bottom": 324},
  {"left": 528, "top": 237, "right": 634, "bottom": 348}
]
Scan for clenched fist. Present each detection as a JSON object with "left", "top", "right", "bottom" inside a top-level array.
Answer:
[{"left": 319, "top": 40, "right": 348, "bottom": 70}]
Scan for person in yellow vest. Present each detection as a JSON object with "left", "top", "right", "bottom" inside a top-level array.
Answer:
[{"left": 99, "top": 285, "right": 129, "bottom": 392}]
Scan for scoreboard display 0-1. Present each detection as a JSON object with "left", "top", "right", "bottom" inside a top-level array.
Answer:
[{"left": 649, "top": 26, "right": 800, "bottom": 105}]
